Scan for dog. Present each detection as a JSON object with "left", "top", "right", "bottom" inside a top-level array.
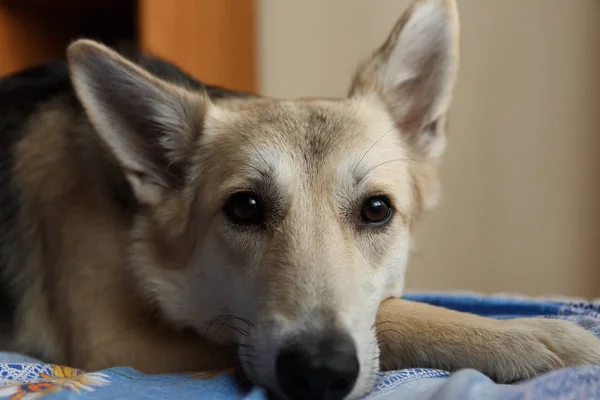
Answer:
[{"left": 1, "top": 0, "right": 599, "bottom": 399}]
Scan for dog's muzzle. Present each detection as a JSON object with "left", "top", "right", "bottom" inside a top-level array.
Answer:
[{"left": 275, "top": 332, "right": 359, "bottom": 400}]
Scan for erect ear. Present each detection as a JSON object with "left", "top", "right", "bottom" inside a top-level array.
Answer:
[
  {"left": 68, "top": 39, "right": 208, "bottom": 205},
  {"left": 349, "top": 0, "right": 459, "bottom": 160}
]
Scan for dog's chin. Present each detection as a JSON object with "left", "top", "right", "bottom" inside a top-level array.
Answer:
[{"left": 348, "top": 340, "right": 381, "bottom": 400}]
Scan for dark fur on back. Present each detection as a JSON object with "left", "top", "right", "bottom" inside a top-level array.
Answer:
[{"left": 0, "top": 49, "right": 252, "bottom": 340}]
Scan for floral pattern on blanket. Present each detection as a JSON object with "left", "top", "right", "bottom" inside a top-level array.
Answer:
[{"left": 0, "top": 364, "right": 109, "bottom": 399}]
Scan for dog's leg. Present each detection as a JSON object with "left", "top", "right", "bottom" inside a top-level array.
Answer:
[{"left": 377, "top": 297, "right": 600, "bottom": 382}]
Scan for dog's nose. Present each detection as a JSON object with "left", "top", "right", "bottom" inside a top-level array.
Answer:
[{"left": 275, "top": 334, "right": 359, "bottom": 400}]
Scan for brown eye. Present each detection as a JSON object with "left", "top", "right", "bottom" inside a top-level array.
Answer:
[
  {"left": 360, "top": 196, "right": 393, "bottom": 225},
  {"left": 225, "top": 192, "right": 264, "bottom": 225}
]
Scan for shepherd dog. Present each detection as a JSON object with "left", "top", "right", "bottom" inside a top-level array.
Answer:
[{"left": 1, "top": 0, "right": 599, "bottom": 399}]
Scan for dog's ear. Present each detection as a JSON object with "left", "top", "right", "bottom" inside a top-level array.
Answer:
[
  {"left": 68, "top": 39, "right": 207, "bottom": 205},
  {"left": 349, "top": 0, "right": 459, "bottom": 160}
]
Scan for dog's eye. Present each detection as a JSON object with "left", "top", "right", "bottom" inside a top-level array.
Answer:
[
  {"left": 360, "top": 196, "right": 393, "bottom": 225},
  {"left": 225, "top": 192, "right": 264, "bottom": 225}
]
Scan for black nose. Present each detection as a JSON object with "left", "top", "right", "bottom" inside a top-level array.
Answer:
[{"left": 275, "top": 334, "right": 359, "bottom": 400}]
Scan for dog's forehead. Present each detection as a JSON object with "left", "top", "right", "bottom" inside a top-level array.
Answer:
[{"left": 207, "top": 97, "right": 400, "bottom": 161}]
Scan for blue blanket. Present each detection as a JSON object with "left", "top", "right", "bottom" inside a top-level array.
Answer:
[{"left": 1, "top": 293, "right": 599, "bottom": 400}]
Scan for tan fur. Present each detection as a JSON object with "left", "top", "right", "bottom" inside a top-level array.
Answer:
[
  {"left": 10, "top": 99, "right": 235, "bottom": 373},
  {"left": 377, "top": 298, "right": 600, "bottom": 383},
  {"left": 3, "top": 0, "right": 600, "bottom": 399}
]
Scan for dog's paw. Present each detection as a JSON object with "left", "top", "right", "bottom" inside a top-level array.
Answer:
[
  {"left": 512, "top": 318, "right": 600, "bottom": 367},
  {"left": 492, "top": 318, "right": 600, "bottom": 382}
]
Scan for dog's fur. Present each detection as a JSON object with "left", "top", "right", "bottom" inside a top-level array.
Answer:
[{"left": 1, "top": 0, "right": 600, "bottom": 399}]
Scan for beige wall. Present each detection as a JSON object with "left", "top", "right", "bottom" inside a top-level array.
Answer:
[{"left": 258, "top": 0, "right": 600, "bottom": 298}]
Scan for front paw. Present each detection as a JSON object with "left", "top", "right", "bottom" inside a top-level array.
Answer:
[
  {"left": 513, "top": 318, "right": 600, "bottom": 367},
  {"left": 493, "top": 318, "right": 600, "bottom": 382}
]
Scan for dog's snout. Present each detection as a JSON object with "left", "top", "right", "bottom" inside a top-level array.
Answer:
[{"left": 275, "top": 334, "right": 359, "bottom": 400}]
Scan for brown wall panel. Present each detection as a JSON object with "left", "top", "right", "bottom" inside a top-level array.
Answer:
[{"left": 138, "top": 0, "right": 256, "bottom": 92}]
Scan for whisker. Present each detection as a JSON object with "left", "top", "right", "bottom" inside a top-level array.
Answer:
[
  {"left": 205, "top": 314, "right": 256, "bottom": 342},
  {"left": 356, "top": 158, "right": 409, "bottom": 185},
  {"left": 208, "top": 322, "right": 249, "bottom": 338},
  {"left": 353, "top": 126, "right": 398, "bottom": 176},
  {"left": 217, "top": 314, "right": 255, "bottom": 327}
]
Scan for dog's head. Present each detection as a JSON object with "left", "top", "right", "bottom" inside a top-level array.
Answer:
[{"left": 68, "top": 0, "right": 459, "bottom": 398}]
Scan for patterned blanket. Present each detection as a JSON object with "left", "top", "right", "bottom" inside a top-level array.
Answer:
[{"left": 1, "top": 293, "right": 599, "bottom": 400}]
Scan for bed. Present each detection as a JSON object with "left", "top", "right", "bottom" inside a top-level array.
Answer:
[{"left": 1, "top": 293, "right": 599, "bottom": 399}]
